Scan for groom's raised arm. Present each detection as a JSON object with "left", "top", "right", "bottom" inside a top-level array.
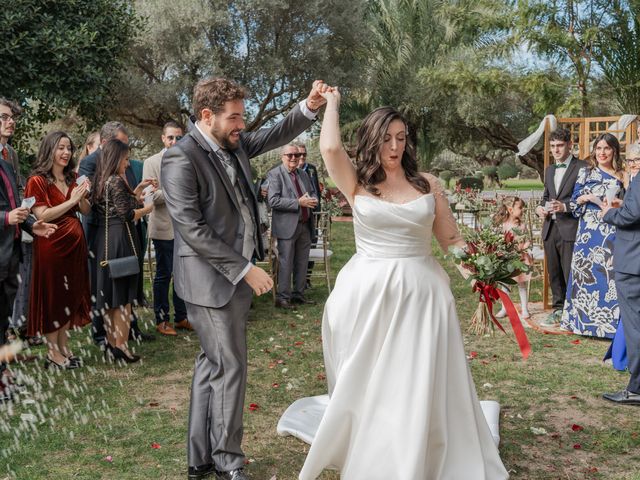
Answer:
[{"left": 161, "top": 146, "right": 250, "bottom": 284}]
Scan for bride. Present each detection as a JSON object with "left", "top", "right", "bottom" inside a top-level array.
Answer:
[{"left": 295, "top": 87, "right": 509, "bottom": 479}]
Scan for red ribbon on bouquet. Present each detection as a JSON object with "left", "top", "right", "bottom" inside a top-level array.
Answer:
[{"left": 473, "top": 281, "right": 531, "bottom": 360}]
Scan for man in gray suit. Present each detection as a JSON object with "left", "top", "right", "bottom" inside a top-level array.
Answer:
[
  {"left": 161, "top": 77, "right": 327, "bottom": 480},
  {"left": 267, "top": 144, "right": 318, "bottom": 309}
]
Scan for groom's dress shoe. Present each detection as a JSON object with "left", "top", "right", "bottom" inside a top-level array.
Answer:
[
  {"left": 187, "top": 463, "right": 216, "bottom": 479},
  {"left": 216, "top": 468, "right": 250, "bottom": 480},
  {"left": 603, "top": 390, "right": 640, "bottom": 405},
  {"left": 275, "top": 299, "right": 296, "bottom": 310}
]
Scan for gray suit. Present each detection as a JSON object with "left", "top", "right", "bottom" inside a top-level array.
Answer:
[
  {"left": 267, "top": 164, "right": 317, "bottom": 301},
  {"left": 161, "top": 104, "right": 313, "bottom": 470}
]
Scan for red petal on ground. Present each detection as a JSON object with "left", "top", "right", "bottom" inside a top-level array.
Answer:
[
  {"left": 289, "top": 322, "right": 297, "bottom": 328},
  {"left": 481, "top": 360, "right": 490, "bottom": 365},
  {"left": 272, "top": 383, "right": 280, "bottom": 388},
  {"left": 277, "top": 359, "right": 284, "bottom": 364},
  {"left": 294, "top": 341, "right": 304, "bottom": 346},
  {"left": 469, "top": 351, "right": 478, "bottom": 359},
  {"left": 570, "top": 395, "right": 578, "bottom": 399},
  {"left": 317, "top": 373, "right": 326, "bottom": 381},
  {"left": 151, "top": 442, "right": 161, "bottom": 449},
  {"left": 573, "top": 443, "right": 581, "bottom": 449},
  {"left": 249, "top": 403, "right": 260, "bottom": 411},
  {"left": 550, "top": 433, "right": 560, "bottom": 439},
  {"left": 268, "top": 362, "right": 277, "bottom": 369},
  {"left": 570, "top": 339, "right": 581, "bottom": 345},
  {"left": 586, "top": 467, "right": 598, "bottom": 473},
  {"left": 148, "top": 402, "right": 159, "bottom": 407},
  {"left": 543, "top": 344, "right": 554, "bottom": 348},
  {"left": 571, "top": 424, "right": 584, "bottom": 432}
]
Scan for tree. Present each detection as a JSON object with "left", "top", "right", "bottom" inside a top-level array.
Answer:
[
  {"left": 595, "top": 0, "right": 640, "bottom": 114},
  {"left": 0, "top": 0, "right": 140, "bottom": 152},
  {"left": 513, "top": 0, "right": 615, "bottom": 117},
  {"left": 111, "top": 0, "right": 368, "bottom": 139}
]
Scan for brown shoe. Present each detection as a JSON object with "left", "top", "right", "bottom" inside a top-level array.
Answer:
[
  {"left": 174, "top": 318, "right": 193, "bottom": 331},
  {"left": 156, "top": 321, "right": 177, "bottom": 336}
]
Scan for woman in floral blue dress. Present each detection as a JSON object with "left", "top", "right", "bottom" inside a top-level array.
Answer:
[{"left": 561, "top": 133, "right": 624, "bottom": 338}]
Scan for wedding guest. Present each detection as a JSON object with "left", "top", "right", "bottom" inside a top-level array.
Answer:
[
  {"left": 26, "top": 132, "right": 92, "bottom": 368},
  {"left": 92, "top": 139, "right": 154, "bottom": 363},
  {"left": 603, "top": 144, "right": 640, "bottom": 370},
  {"left": 267, "top": 143, "right": 319, "bottom": 309},
  {"left": 493, "top": 196, "right": 532, "bottom": 320},
  {"left": 297, "top": 142, "right": 321, "bottom": 287},
  {"left": 76, "top": 131, "right": 99, "bottom": 172},
  {"left": 601, "top": 147, "right": 640, "bottom": 405},
  {"left": 142, "top": 121, "right": 190, "bottom": 336},
  {"left": 535, "top": 129, "right": 587, "bottom": 327},
  {"left": 1, "top": 110, "right": 57, "bottom": 399},
  {"left": 560, "top": 133, "right": 623, "bottom": 338},
  {"left": 0, "top": 99, "right": 41, "bottom": 347}
]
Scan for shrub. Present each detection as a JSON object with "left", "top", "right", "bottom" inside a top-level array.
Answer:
[
  {"left": 457, "top": 176, "right": 484, "bottom": 191},
  {"left": 440, "top": 170, "right": 454, "bottom": 187},
  {"left": 497, "top": 163, "right": 519, "bottom": 181}
]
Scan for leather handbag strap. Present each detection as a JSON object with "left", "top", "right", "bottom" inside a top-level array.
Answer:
[{"left": 100, "top": 177, "right": 138, "bottom": 268}]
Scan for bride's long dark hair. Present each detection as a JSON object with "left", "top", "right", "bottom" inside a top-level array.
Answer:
[{"left": 355, "top": 106, "right": 430, "bottom": 196}]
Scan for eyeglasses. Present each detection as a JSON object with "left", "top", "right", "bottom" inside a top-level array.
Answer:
[
  {"left": 165, "top": 135, "right": 183, "bottom": 141},
  {"left": 626, "top": 158, "right": 640, "bottom": 163},
  {"left": 283, "top": 153, "right": 304, "bottom": 159},
  {"left": 0, "top": 114, "right": 17, "bottom": 123}
]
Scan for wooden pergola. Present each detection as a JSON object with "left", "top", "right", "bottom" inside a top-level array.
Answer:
[{"left": 541, "top": 115, "right": 637, "bottom": 309}]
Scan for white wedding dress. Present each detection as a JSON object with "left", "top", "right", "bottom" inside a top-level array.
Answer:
[{"left": 285, "top": 178, "right": 509, "bottom": 480}]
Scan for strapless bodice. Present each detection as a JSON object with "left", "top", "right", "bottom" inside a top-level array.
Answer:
[{"left": 353, "top": 194, "right": 435, "bottom": 258}]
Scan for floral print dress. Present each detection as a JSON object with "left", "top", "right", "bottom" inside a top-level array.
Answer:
[{"left": 560, "top": 167, "right": 622, "bottom": 338}]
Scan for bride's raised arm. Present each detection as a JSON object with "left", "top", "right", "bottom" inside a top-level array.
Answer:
[{"left": 318, "top": 88, "right": 358, "bottom": 205}]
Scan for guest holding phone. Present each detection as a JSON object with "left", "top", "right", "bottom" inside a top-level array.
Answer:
[
  {"left": 91, "top": 139, "right": 154, "bottom": 363},
  {"left": 535, "top": 129, "right": 587, "bottom": 327},
  {"left": 26, "top": 131, "right": 92, "bottom": 369}
]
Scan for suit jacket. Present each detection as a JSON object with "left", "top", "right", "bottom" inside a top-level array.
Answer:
[
  {"left": 604, "top": 174, "right": 640, "bottom": 275},
  {"left": 301, "top": 162, "right": 321, "bottom": 211},
  {"left": 267, "top": 164, "right": 317, "bottom": 240},
  {"left": 540, "top": 156, "right": 588, "bottom": 241},
  {"left": 142, "top": 150, "right": 173, "bottom": 240},
  {"left": 161, "top": 103, "right": 314, "bottom": 308},
  {"left": 0, "top": 159, "right": 34, "bottom": 277}
]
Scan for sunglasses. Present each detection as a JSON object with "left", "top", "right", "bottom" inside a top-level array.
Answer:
[
  {"left": 283, "top": 153, "right": 304, "bottom": 159},
  {"left": 166, "top": 135, "right": 183, "bottom": 141}
]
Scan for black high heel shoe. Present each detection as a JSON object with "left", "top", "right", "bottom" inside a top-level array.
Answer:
[{"left": 110, "top": 346, "right": 140, "bottom": 364}]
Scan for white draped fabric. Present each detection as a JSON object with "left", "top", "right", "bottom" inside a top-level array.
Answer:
[{"left": 285, "top": 193, "right": 508, "bottom": 480}]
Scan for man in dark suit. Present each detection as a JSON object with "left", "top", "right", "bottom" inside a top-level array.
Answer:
[
  {"left": 162, "top": 77, "right": 326, "bottom": 480},
  {"left": 78, "top": 122, "right": 154, "bottom": 344},
  {"left": 535, "top": 128, "right": 587, "bottom": 326},
  {"left": 1, "top": 104, "right": 57, "bottom": 401},
  {"left": 268, "top": 143, "right": 318, "bottom": 308},
  {"left": 601, "top": 163, "right": 640, "bottom": 405}
]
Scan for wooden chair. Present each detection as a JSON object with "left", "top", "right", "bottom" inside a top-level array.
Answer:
[
  {"left": 525, "top": 199, "right": 545, "bottom": 298},
  {"left": 308, "top": 211, "right": 334, "bottom": 293}
]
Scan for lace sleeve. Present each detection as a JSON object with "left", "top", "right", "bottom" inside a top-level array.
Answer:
[
  {"left": 424, "top": 173, "right": 464, "bottom": 251},
  {"left": 108, "top": 176, "right": 137, "bottom": 222}
]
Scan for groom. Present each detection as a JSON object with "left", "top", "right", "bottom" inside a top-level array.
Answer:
[
  {"left": 161, "top": 77, "right": 326, "bottom": 480},
  {"left": 601, "top": 173, "right": 640, "bottom": 405}
]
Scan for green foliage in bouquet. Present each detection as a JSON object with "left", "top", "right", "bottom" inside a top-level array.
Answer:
[{"left": 448, "top": 223, "right": 530, "bottom": 287}]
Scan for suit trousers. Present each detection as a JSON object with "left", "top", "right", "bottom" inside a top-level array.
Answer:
[
  {"left": 276, "top": 221, "right": 311, "bottom": 301},
  {"left": 185, "top": 282, "right": 253, "bottom": 471},
  {"left": 543, "top": 222, "right": 575, "bottom": 310},
  {"left": 152, "top": 239, "right": 187, "bottom": 324},
  {"left": 615, "top": 272, "right": 640, "bottom": 393},
  {"left": 0, "top": 241, "right": 20, "bottom": 345}
]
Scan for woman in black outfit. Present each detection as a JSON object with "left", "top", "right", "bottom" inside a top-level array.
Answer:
[{"left": 92, "top": 140, "right": 154, "bottom": 363}]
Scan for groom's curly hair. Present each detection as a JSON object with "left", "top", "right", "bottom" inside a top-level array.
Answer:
[
  {"left": 355, "top": 106, "right": 430, "bottom": 197},
  {"left": 193, "top": 78, "right": 247, "bottom": 119}
]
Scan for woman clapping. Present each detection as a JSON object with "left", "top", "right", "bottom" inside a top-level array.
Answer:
[{"left": 26, "top": 131, "right": 92, "bottom": 369}]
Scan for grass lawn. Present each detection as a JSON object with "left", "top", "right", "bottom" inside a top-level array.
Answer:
[
  {"left": 501, "top": 178, "right": 544, "bottom": 190},
  {"left": 2, "top": 222, "right": 639, "bottom": 479}
]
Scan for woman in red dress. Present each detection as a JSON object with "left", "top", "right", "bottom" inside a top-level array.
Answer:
[{"left": 25, "top": 131, "right": 92, "bottom": 369}]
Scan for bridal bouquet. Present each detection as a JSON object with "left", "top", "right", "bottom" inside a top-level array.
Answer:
[{"left": 449, "top": 225, "right": 531, "bottom": 359}]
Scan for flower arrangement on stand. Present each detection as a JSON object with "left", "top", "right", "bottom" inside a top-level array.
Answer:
[
  {"left": 449, "top": 224, "right": 532, "bottom": 359},
  {"left": 451, "top": 185, "right": 484, "bottom": 211}
]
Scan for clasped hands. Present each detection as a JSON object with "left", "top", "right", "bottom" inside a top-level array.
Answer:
[
  {"left": 7, "top": 206, "right": 57, "bottom": 238},
  {"left": 299, "top": 192, "right": 318, "bottom": 208}
]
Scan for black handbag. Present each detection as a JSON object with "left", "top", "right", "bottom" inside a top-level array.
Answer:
[{"left": 99, "top": 178, "right": 140, "bottom": 279}]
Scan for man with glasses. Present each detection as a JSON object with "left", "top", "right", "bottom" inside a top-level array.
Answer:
[
  {"left": 267, "top": 143, "right": 318, "bottom": 309},
  {"left": 600, "top": 143, "right": 640, "bottom": 405},
  {"left": 296, "top": 142, "right": 321, "bottom": 288},
  {"left": 142, "top": 121, "right": 191, "bottom": 336}
]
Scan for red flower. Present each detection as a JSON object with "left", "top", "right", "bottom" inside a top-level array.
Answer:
[
  {"left": 573, "top": 443, "right": 581, "bottom": 449},
  {"left": 571, "top": 424, "right": 584, "bottom": 432},
  {"left": 248, "top": 403, "right": 259, "bottom": 412},
  {"left": 467, "top": 241, "right": 478, "bottom": 255},
  {"left": 504, "top": 231, "right": 515, "bottom": 243}
]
